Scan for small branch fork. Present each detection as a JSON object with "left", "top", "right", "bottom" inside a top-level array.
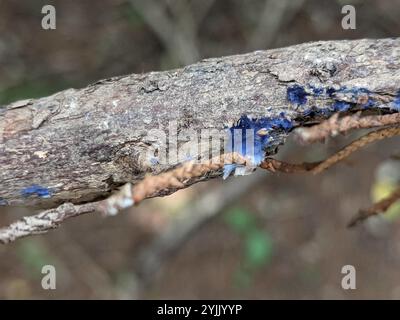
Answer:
[
  {"left": 1, "top": 112, "right": 400, "bottom": 244},
  {"left": 283, "top": 112, "right": 400, "bottom": 226}
]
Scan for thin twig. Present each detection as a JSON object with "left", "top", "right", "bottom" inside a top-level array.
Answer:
[
  {"left": 260, "top": 158, "right": 321, "bottom": 173},
  {"left": 311, "top": 126, "right": 400, "bottom": 174},
  {"left": 0, "top": 202, "right": 98, "bottom": 244},
  {"left": 348, "top": 187, "right": 400, "bottom": 228},
  {"left": 295, "top": 112, "right": 400, "bottom": 144},
  {"left": 100, "top": 152, "right": 250, "bottom": 215}
]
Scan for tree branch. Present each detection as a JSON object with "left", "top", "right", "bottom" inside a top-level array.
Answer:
[{"left": 1, "top": 38, "right": 400, "bottom": 242}]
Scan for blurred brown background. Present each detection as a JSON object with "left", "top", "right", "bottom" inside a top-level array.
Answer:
[{"left": 1, "top": 0, "right": 400, "bottom": 299}]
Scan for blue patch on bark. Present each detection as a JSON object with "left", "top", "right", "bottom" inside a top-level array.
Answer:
[
  {"left": 309, "top": 85, "right": 324, "bottom": 96},
  {"left": 287, "top": 85, "right": 308, "bottom": 105},
  {"left": 224, "top": 114, "right": 293, "bottom": 178},
  {"left": 21, "top": 185, "right": 52, "bottom": 198},
  {"left": 302, "top": 107, "right": 332, "bottom": 117},
  {"left": 332, "top": 101, "right": 351, "bottom": 112},
  {"left": 393, "top": 91, "right": 400, "bottom": 111},
  {"left": 293, "top": 84, "right": 392, "bottom": 114}
]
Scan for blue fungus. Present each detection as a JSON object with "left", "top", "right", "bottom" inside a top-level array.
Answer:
[
  {"left": 149, "top": 157, "right": 159, "bottom": 166},
  {"left": 0, "top": 198, "right": 8, "bottom": 206},
  {"left": 223, "top": 164, "right": 237, "bottom": 179},
  {"left": 361, "top": 98, "right": 375, "bottom": 109},
  {"left": 334, "top": 86, "right": 368, "bottom": 96},
  {"left": 308, "top": 85, "right": 379, "bottom": 111},
  {"left": 300, "top": 85, "right": 400, "bottom": 121},
  {"left": 287, "top": 85, "right": 308, "bottom": 105},
  {"left": 21, "top": 185, "right": 52, "bottom": 198},
  {"left": 224, "top": 114, "right": 293, "bottom": 178},
  {"left": 320, "top": 107, "right": 334, "bottom": 116},
  {"left": 302, "top": 108, "right": 315, "bottom": 117},
  {"left": 326, "top": 86, "right": 370, "bottom": 99},
  {"left": 265, "top": 114, "right": 293, "bottom": 131},
  {"left": 392, "top": 91, "right": 400, "bottom": 111},
  {"left": 288, "top": 85, "right": 378, "bottom": 112},
  {"left": 345, "top": 87, "right": 370, "bottom": 95},
  {"left": 310, "top": 86, "right": 324, "bottom": 96},
  {"left": 326, "top": 87, "right": 336, "bottom": 97},
  {"left": 302, "top": 107, "right": 332, "bottom": 117},
  {"left": 332, "top": 101, "right": 351, "bottom": 112},
  {"left": 345, "top": 87, "right": 372, "bottom": 107}
]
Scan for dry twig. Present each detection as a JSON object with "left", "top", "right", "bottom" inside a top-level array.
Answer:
[
  {"left": 100, "top": 152, "right": 250, "bottom": 215},
  {"left": 348, "top": 187, "right": 400, "bottom": 227},
  {"left": 0, "top": 202, "right": 98, "bottom": 244},
  {"left": 260, "top": 158, "right": 321, "bottom": 173},
  {"left": 311, "top": 126, "right": 400, "bottom": 174},
  {"left": 295, "top": 112, "right": 400, "bottom": 144}
]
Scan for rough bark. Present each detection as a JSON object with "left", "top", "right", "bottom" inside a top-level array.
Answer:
[{"left": 1, "top": 38, "right": 399, "bottom": 210}]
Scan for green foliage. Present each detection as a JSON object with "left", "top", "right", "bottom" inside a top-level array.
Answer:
[
  {"left": 16, "top": 240, "right": 54, "bottom": 279},
  {"left": 224, "top": 207, "right": 256, "bottom": 234},
  {"left": 0, "top": 80, "right": 69, "bottom": 105},
  {"left": 224, "top": 207, "right": 273, "bottom": 288},
  {"left": 244, "top": 230, "right": 273, "bottom": 269}
]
